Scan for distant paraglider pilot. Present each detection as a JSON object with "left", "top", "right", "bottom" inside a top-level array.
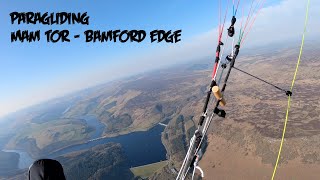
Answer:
[{"left": 28, "top": 159, "right": 66, "bottom": 180}]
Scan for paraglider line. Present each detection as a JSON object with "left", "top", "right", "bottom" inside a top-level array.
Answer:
[
  {"left": 271, "top": 0, "right": 310, "bottom": 179},
  {"left": 233, "top": 66, "right": 289, "bottom": 95},
  {"left": 241, "top": 0, "right": 266, "bottom": 45}
]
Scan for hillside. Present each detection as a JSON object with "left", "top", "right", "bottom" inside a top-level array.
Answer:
[
  {"left": 6, "top": 143, "right": 134, "bottom": 180},
  {"left": 1, "top": 45, "right": 319, "bottom": 179},
  {"left": 150, "top": 47, "right": 320, "bottom": 179},
  {"left": 56, "top": 143, "right": 134, "bottom": 180},
  {"left": 0, "top": 59, "right": 212, "bottom": 157},
  {"left": 5, "top": 118, "right": 94, "bottom": 158},
  {"left": 62, "top": 64, "right": 211, "bottom": 138}
]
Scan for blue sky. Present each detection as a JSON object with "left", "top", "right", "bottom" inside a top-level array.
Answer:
[{"left": 0, "top": 0, "right": 318, "bottom": 117}]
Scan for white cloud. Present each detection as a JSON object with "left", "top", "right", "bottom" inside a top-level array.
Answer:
[{"left": 241, "top": 0, "right": 319, "bottom": 47}]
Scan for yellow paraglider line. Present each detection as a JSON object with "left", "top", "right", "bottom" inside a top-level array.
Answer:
[{"left": 271, "top": 0, "right": 311, "bottom": 179}]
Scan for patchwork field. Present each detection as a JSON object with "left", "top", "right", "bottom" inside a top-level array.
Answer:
[{"left": 130, "top": 160, "right": 168, "bottom": 178}]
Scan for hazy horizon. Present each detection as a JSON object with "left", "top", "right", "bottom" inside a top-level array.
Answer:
[{"left": 1, "top": 0, "right": 319, "bottom": 118}]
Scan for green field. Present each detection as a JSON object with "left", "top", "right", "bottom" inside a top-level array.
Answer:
[
  {"left": 6, "top": 118, "right": 93, "bottom": 151},
  {"left": 130, "top": 160, "right": 168, "bottom": 178}
]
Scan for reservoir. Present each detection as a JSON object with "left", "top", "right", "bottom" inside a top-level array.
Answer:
[
  {"left": 2, "top": 115, "right": 167, "bottom": 173},
  {"left": 48, "top": 124, "right": 167, "bottom": 167}
]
